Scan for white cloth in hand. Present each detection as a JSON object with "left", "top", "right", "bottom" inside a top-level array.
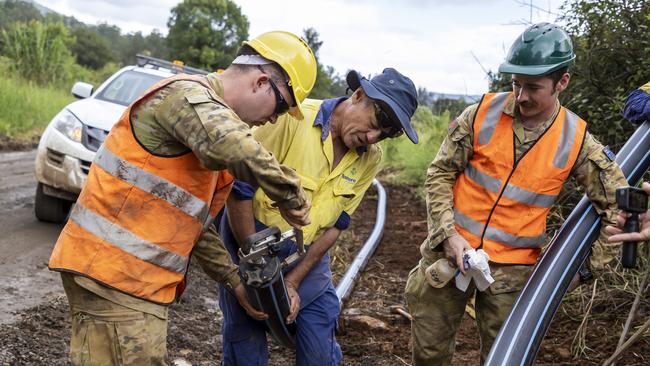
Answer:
[{"left": 455, "top": 249, "right": 495, "bottom": 292}]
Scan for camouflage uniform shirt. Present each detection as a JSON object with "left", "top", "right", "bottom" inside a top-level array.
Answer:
[
  {"left": 72, "top": 73, "right": 307, "bottom": 315},
  {"left": 422, "top": 96, "right": 626, "bottom": 268}
]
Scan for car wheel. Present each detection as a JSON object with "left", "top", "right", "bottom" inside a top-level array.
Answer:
[{"left": 35, "top": 183, "right": 72, "bottom": 223}]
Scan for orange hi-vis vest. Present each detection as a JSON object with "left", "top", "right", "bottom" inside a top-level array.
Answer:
[
  {"left": 453, "top": 92, "right": 587, "bottom": 265},
  {"left": 49, "top": 74, "right": 234, "bottom": 304}
]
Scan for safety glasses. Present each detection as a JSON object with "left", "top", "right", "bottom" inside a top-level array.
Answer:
[
  {"left": 373, "top": 102, "right": 403, "bottom": 139},
  {"left": 258, "top": 65, "right": 290, "bottom": 115}
]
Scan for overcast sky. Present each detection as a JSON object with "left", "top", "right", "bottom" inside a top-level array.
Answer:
[{"left": 35, "top": 0, "right": 564, "bottom": 95}]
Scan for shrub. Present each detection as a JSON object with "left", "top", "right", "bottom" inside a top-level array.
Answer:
[
  {"left": 0, "top": 76, "right": 74, "bottom": 138},
  {"left": 381, "top": 106, "right": 449, "bottom": 185},
  {"left": 2, "top": 20, "right": 74, "bottom": 85}
]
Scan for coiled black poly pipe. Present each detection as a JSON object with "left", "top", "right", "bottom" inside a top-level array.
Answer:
[{"left": 486, "top": 120, "right": 650, "bottom": 366}]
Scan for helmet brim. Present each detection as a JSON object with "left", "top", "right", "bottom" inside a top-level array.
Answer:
[
  {"left": 242, "top": 31, "right": 317, "bottom": 121},
  {"left": 498, "top": 57, "right": 575, "bottom": 76}
]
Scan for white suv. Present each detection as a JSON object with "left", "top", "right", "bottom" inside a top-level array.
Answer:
[{"left": 34, "top": 55, "right": 207, "bottom": 222}]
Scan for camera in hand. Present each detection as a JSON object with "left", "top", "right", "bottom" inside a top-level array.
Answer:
[{"left": 615, "top": 187, "right": 649, "bottom": 268}]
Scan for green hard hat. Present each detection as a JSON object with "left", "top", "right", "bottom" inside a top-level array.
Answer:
[{"left": 499, "top": 22, "right": 575, "bottom": 76}]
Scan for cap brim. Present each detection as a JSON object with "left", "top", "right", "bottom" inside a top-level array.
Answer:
[
  {"left": 359, "top": 78, "right": 419, "bottom": 144},
  {"left": 346, "top": 70, "right": 362, "bottom": 91}
]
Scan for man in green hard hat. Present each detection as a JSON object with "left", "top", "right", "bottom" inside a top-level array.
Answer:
[{"left": 405, "top": 22, "right": 627, "bottom": 365}]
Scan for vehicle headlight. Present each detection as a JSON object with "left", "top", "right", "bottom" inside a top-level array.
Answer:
[{"left": 53, "top": 110, "right": 83, "bottom": 143}]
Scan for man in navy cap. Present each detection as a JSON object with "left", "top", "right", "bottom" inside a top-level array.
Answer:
[{"left": 217, "top": 68, "right": 418, "bottom": 365}]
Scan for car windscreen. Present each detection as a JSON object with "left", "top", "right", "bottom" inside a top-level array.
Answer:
[{"left": 95, "top": 70, "right": 164, "bottom": 106}]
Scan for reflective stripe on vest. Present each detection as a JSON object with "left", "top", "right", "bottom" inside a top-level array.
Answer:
[
  {"left": 454, "top": 209, "right": 546, "bottom": 248},
  {"left": 70, "top": 203, "right": 188, "bottom": 273},
  {"left": 464, "top": 164, "right": 557, "bottom": 208},
  {"left": 95, "top": 146, "right": 209, "bottom": 220},
  {"left": 453, "top": 92, "right": 586, "bottom": 264},
  {"left": 553, "top": 109, "right": 579, "bottom": 169},
  {"left": 478, "top": 92, "right": 510, "bottom": 145}
]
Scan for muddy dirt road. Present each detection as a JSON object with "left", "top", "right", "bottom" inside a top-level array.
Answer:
[{"left": 0, "top": 150, "right": 64, "bottom": 325}]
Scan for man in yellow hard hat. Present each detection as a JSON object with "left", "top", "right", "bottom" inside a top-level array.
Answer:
[{"left": 48, "top": 30, "right": 317, "bottom": 365}]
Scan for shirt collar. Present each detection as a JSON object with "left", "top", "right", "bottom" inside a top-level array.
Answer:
[
  {"left": 314, "top": 97, "right": 347, "bottom": 141},
  {"left": 314, "top": 97, "right": 368, "bottom": 154},
  {"left": 206, "top": 73, "right": 226, "bottom": 98}
]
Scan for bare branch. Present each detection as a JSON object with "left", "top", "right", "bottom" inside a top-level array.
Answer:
[
  {"left": 512, "top": 0, "right": 560, "bottom": 16},
  {"left": 470, "top": 51, "right": 489, "bottom": 77}
]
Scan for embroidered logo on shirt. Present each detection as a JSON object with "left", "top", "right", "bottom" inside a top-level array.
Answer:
[
  {"left": 448, "top": 118, "right": 459, "bottom": 134},
  {"left": 603, "top": 146, "right": 616, "bottom": 162},
  {"left": 342, "top": 175, "right": 357, "bottom": 184}
]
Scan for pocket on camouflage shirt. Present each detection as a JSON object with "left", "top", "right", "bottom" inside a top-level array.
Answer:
[{"left": 587, "top": 150, "right": 617, "bottom": 204}]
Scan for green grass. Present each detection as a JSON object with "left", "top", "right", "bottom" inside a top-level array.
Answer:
[
  {"left": 0, "top": 75, "right": 74, "bottom": 138},
  {"left": 380, "top": 106, "right": 450, "bottom": 186}
]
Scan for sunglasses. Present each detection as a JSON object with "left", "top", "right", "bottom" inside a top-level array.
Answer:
[
  {"left": 257, "top": 65, "right": 290, "bottom": 115},
  {"left": 373, "top": 102, "right": 404, "bottom": 139}
]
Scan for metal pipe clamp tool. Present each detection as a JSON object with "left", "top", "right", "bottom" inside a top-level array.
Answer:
[{"left": 238, "top": 226, "right": 305, "bottom": 348}]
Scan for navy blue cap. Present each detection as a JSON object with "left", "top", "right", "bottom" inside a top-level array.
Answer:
[{"left": 346, "top": 68, "right": 419, "bottom": 144}]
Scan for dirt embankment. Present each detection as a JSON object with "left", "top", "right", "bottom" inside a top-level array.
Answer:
[
  {"left": 0, "top": 135, "right": 39, "bottom": 152},
  {"left": 0, "top": 182, "right": 648, "bottom": 365}
]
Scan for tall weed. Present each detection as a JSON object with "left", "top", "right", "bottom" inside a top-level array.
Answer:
[
  {"left": 0, "top": 58, "right": 74, "bottom": 137},
  {"left": 2, "top": 20, "right": 74, "bottom": 85},
  {"left": 380, "top": 107, "right": 449, "bottom": 185}
]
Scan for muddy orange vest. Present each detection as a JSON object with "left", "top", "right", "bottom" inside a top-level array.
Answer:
[
  {"left": 49, "top": 74, "right": 234, "bottom": 304},
  {"left": 453, "top": 92, "right": 587, "bottom": 265}
]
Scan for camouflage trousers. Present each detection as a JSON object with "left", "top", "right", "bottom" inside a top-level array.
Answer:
[
  {"left": 404, "top": 252, "right": 533, "bottom": 366},
  {"left": 61, "top": 274, "right": 168, "bottom": 366}
]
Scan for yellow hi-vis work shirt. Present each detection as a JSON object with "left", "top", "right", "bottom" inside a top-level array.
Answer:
[{"left": 249, "top": 98, "right": 382, "bottom": 244}]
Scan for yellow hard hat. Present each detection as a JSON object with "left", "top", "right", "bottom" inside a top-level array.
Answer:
[{"left": 243, "top": 31, "right": 317, "bottom": 119}]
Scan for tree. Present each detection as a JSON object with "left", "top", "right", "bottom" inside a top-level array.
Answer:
[
  {"left": 120, "top": 30, "right": 169, "bottom": 64},
  {"left": 560, "top": 0, "right": 650, "bottom": 150},
  {"left": 93, "top": 22, "right": 138, "bottom": 64},
  {"left": 166, "top": 0, "right": 249, "bottom": 71},
  {"left": 301, "top": 27, "right": 351, "bottom": 100},
  {"left": 326, "top": 66, "right": 348, "bottom": 97},
  {"left": 417, "top": 87, "right": 435, "bottom": 108},
  {"left": 0, "top": 0, "right": 42, "bottom": 52},
  {"left": 145, "top": 29, "right": 169, "bottom": 60},
  {"left": 0, "top": 0, "right": 42, "bottom": 30},
  {"left": 431, "top": 98, "right": 470, "bottom": 118},
  {"left": 121, "top": 31, "right": 147, "bottom": 65},
  {"left": 303, "top": 27, "right": 333, "bottom": 99},
  {"left": 95, "top": 22, "right": 123, "bottom": 49},
  {"left": 70, "top": 26, "right": 114, "bottom": 69},
  {"left": 303, "top": 27, "right": 323, "bottom": 55},
  {"left": 487, "top": 70, "right": 511, "bottom": 93},
  {"left": 486, "top": 1, "right": 649, "bottom": 151}
]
